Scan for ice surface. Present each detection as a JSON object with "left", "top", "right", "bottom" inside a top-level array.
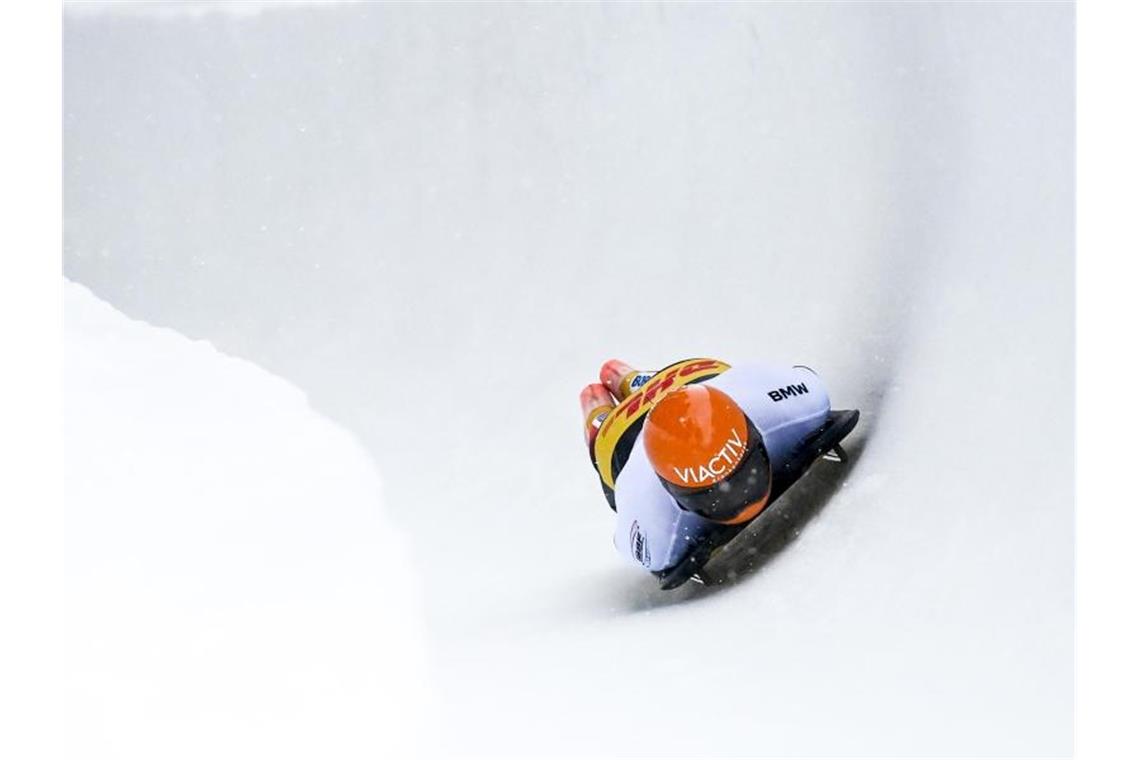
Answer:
[
  {"left": 64, "top": 281, "right": 428, "bottom": 759},
  {"left": 65, "top": 2, "right": 1073, "bottom": 756}
]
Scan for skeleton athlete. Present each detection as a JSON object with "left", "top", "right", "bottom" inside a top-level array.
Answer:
[{"left": 579, "top": 358, "right": 858, "bottom": 588}]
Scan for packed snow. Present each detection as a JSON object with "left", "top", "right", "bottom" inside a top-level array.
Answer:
[
  {"left": 65, "top": 2, "right": 1073, "bottom": 756},
  {"left": 64, "top": 281, "right": 429, "bottom": 759}
]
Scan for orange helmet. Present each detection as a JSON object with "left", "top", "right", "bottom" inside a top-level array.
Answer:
[{"left": 642, "top": 385, "right": 772, "bottom": 525}]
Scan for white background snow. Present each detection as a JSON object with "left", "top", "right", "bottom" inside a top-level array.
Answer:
[
  {"left": 64, "top": 2, "right": 1073, "bottom": 757},
  {"left": 65, "top": 281, "right": 429, "bottom": 759}
]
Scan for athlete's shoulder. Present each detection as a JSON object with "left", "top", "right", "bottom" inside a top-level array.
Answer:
[{"left": 591, "top": 357, "right": 731, "bottom": 494}]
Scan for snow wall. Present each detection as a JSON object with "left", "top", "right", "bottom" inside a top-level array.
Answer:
[
  {"left": 64, "top": 3, "right": 1073, "bottom": 757},
  {"left": 65, "top": 280, "right": 429, "bottom": 759}
]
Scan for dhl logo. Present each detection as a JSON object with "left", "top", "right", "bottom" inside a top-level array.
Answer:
[{"left": 595, "top": 358, "right": 730, "bottom": 488}]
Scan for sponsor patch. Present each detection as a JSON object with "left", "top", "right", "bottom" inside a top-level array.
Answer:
[
  {"left": 767, "top": 382, "right": 810, "bottom": 402},
  {"left": 671, "top": 426, "right": 746, "bottom": 487},
  {"left": 630, "top": 520, "right": 652, "bottom": 568}
]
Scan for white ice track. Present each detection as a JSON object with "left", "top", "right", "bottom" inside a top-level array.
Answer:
[
  {"left": 64, "top": 3, "right": 1073, "bottom": 757},
  {"left": 64, "top": 281, "right": 430, "bottom": 759}
]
